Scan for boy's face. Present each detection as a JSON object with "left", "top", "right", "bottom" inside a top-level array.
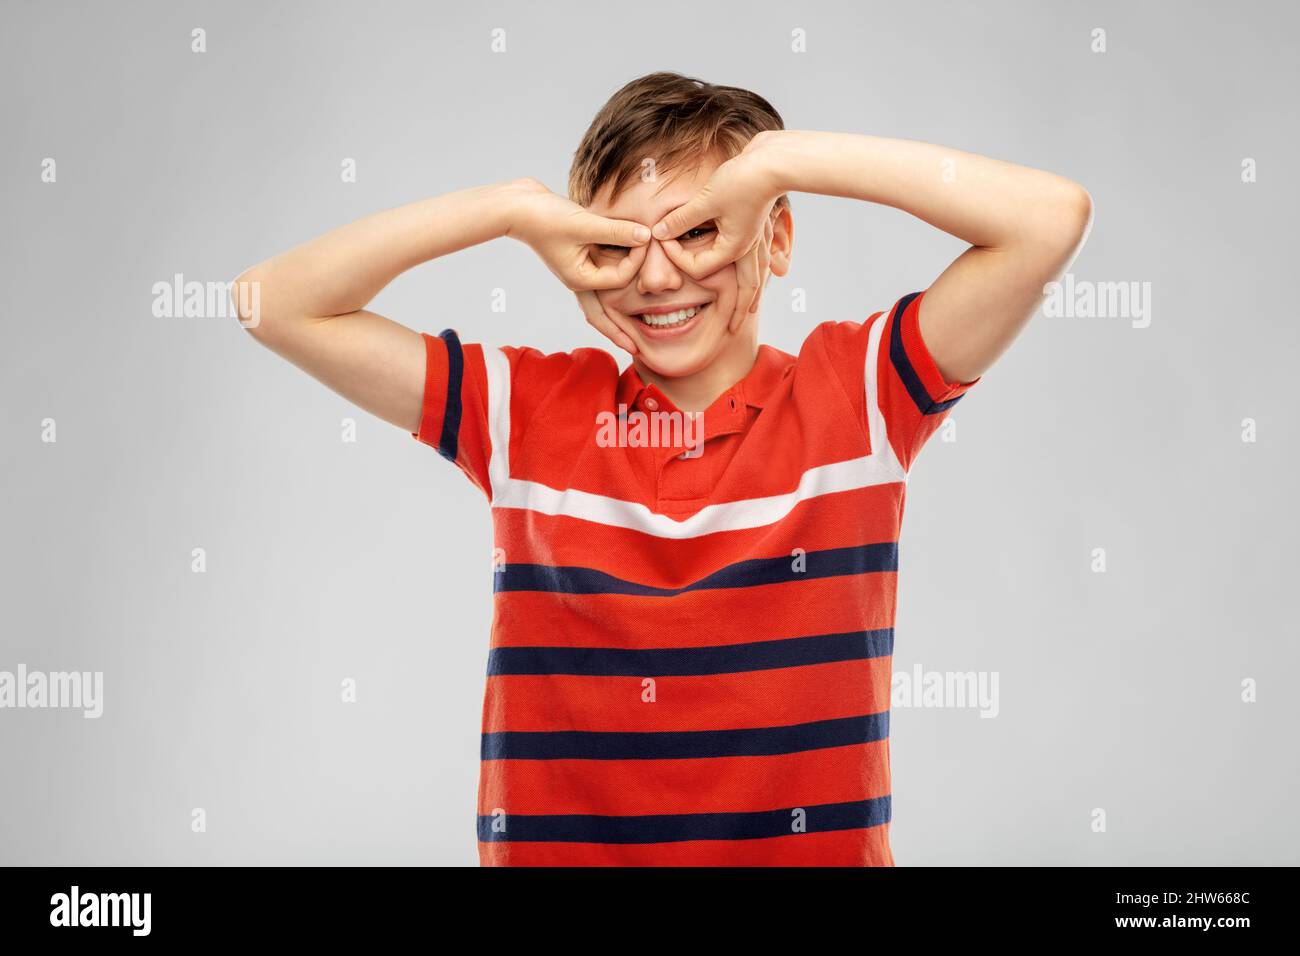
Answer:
[{"left": 586, "top": 158, "right": 788, "bottom": 382}]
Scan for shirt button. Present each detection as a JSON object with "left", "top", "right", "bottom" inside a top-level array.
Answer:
[{"left": 644, "top": 397, "right": 659, "bottom": 411}]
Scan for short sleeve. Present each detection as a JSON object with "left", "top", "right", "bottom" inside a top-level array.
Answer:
[
  {"left": 811, "top": 290, "right": 980, "bottom": 472},
  {"left": 412, "top": 329, "right": 495, "bottom": 497},
  {"left": 412, "top": 329, "right": 590, "bottom": 499}
]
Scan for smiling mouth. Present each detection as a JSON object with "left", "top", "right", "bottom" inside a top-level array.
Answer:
[{"left": 634, "top": 303, "right": 710, "bottom": 331}]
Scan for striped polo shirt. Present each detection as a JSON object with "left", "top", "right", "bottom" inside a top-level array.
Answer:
[{"left": 414, "top": 290, "right": 979, "bottom": 866}]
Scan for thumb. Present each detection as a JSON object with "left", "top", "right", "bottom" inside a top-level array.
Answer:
[
  {"left": 580, "top": 213, "right": 651, "bottom": 247},
  {"left": 652, "top": 196, "right": 712, "bottom": 241}
]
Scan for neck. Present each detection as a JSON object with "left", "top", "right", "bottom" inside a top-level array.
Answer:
[{"left": 633, "top": 324, "right": 760, "bottom": 413}]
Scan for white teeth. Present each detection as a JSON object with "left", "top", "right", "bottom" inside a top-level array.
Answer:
[{"left": 638, "top": 305, "right": 701, "bottom": 327}]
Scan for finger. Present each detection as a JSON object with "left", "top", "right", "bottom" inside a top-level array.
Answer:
[
  {"left": 660, "top": 233, "right": 748, "bottom": 281},
  {"left": 730, "top": 242, "right": 757, "bottom": 332},
  {"left": 751, "top": 218, "right": 774, "bottom": 313},
  {"left": 729, "top": 240, "right": 761, "bottom": 334},
  {"left": 611, "top": 241, "right": 648, "bottom": 285},
  {"left": 651, "top": 197, "right": 712, "bottom": 242},
  {"left": 576, "top": 289, "right": 637, "bottom": 355},
  {"left": 747, "top": 239, "right": 767, "bottom": 313},
  {"left": 576, "top": 289, "right": 635, "bottom": 352},
  {"left": 573, "top": 241, "right": 648, "bottom": 291},
  {"left": 577, "top": 212, "right": 651, "bottom": 248}
]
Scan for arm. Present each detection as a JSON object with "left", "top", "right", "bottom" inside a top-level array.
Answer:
[
  {"left": 655, "top": 130, "right": 1094, "bottom": 383},
  {"left": 233, "top": 179, "right": 649, "bottom": 433}
]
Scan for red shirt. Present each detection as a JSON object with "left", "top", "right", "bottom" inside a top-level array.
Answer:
[{"left": 415, "top": 290, "right": 979, "bottom": 865}]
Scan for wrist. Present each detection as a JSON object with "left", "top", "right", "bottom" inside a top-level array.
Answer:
[
  {"left": 494, "top": 177, "right": 550, "bottom": 243},
  {"left": 742, "top": 129, "right": 803, "bottom": 198}
]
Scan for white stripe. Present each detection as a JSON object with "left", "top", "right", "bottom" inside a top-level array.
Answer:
[
  {"left": 864, "top": 309, "right": 905, "bottom": 479},
  {"left": 481, "top": 344, "right": 512, "bottom": 498},
  {"left": 480, "top": 315, "right": 905, "bottom": 540}
]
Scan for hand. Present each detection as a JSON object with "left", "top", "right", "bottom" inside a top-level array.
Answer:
[
  {"left": 649, "top": 136, "right": 781, "bottom": 331},
  {"left": 506, "top": 178, "right": 650, "bottom": 291},
  {"left": 574, "top": 288, "right": 640, "bottom": 356},
  {"left": 726, "top": 214, "right": 775, "bottom": 335}
]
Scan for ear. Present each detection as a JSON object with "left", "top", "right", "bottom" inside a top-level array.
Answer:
[{"left": 767, "top": 205, "right": 793, "bottom": 278}]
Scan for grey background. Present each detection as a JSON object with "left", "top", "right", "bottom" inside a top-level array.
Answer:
[{"left": 1, "top": 0, "right": 1296, "bottom": 865}]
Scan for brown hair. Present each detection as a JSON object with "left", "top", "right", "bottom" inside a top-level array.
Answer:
[{"left": 569, "top": 71, "right": 790, "bottom": 213}]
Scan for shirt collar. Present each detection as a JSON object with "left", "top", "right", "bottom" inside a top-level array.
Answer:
[{"left": 614, "top": 345, "right": 792, "bottom": 414}]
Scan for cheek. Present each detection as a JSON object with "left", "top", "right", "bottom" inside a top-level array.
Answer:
[
  {"left": 700, "top": 269, "right": 737, "bottom": 313},
  {"left": 596, "top": 290, "right": 632, "bottom": 318}
]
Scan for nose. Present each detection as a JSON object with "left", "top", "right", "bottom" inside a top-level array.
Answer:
[{"left": 635, "top": 239, "right": 684, "bottom": 296}]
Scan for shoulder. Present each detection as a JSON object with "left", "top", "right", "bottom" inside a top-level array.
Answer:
[
  {"left": 494, "top": 343, "right": 620, "bottom": 387},
  {"left": 800, "top": 313, "right": 887, "bottom": 358}
]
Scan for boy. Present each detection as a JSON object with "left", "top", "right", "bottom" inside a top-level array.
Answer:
[{"left": 234, "top": 72, "right": 1091, "bottom": 866}]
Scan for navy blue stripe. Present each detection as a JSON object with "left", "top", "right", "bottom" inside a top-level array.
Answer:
[
  {"left": 482, "top": 710, "right": 888, "bottom": 761},
  {"left": 477, "top": 795, "right": 891, "bottom": 844},
  {"left": 487, "top": 628, "right": 893, "bottom": 677},
  {"left": 886, "top": 292, "right": 964, "bottom": 415},
  {"left": 437, "top": 328, "right": 463, "bottom": 462},
  {"left": 493, "top": 542, "right": 897, "bottom": 596}
]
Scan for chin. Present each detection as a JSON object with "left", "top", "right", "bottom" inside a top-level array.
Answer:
[
  {"left": 634, "top": 344, "right": 718, "bottom": 380},
  {"left": 633, "top": 328, "right": 728, "bottom": 380}
]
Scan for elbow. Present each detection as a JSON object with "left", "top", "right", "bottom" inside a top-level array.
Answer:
[
  {"left": 231, "top": 266, "right": 272, "bottom": 341},
  {"left": 1056, "top": 180, "right": 1094, "bottom": 246},
  {"left": 1027, "top": 179, "right": 1093, "bottom": 260}
]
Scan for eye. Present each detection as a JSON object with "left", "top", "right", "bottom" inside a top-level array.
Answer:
[
  {"left": 593, "top": 243, "right": 630, "bottom": 257},
  {"left": 677, "top": 222, "right": 717, "bottom": 242}
]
